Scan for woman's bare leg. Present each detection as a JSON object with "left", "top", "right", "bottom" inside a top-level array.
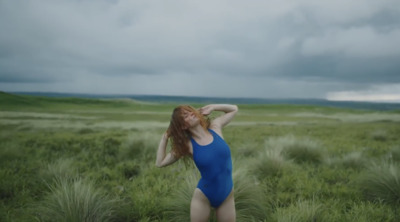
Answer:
[
  {"left": 216, "top": 190, "right": 236, "bottom": 222},
  {"left": 190, "top": 188, "right": 211, "bottom": 222}
]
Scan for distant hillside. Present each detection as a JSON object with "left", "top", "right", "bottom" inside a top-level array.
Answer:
[
  {"left": 8, "top": 91, "right": 400, "bottom": 111},
  {"left": 0, "top": 91, "right": 39, "bottom": 106},
  {"left": 0, "top": 91, "right": 143, "bottom": 110}
]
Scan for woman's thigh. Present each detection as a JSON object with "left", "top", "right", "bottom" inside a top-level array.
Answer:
[
  {"left": 190, "top": 188, "right": 211, "bottom": 222},
  {"left": 216, "top": 190, "right": 236, "bottom": 222}
]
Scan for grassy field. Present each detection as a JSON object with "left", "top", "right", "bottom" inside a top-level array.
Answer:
[{"left": 1, "top": 91, "right": 400, "bottom": 222}]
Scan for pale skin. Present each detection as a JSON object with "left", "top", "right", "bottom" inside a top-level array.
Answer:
[{"left": 156, "top": 104, "right": 238, "bottom": 222}]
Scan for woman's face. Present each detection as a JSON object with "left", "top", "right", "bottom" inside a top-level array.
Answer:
[{"left": 182, "top": 109, "right": 200, "bottom": 129}]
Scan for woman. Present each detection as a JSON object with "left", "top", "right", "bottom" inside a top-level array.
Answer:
[{"left": 156, "top": 104, "right": 238, "bottom": 222}]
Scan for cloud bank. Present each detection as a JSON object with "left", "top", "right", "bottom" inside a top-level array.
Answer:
[{"left": 1, "top": 0, "right": 400, "bottom": 101}]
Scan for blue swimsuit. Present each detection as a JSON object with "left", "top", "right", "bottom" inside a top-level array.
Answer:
[{"left": 191, "top": 129, "right": 233, "bottom": 208}]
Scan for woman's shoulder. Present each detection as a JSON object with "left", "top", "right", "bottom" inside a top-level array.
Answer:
[{"left": 208, "top": 126, "right": 223, "bottom": 138}]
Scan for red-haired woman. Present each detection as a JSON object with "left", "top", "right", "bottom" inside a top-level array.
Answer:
[{"left": 156, "top": 104, "right": 238, "bottom": 222}]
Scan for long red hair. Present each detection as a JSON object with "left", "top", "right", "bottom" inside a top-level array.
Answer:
[{"left": 167, "top": 105, "right": 210, "bottom": 159}]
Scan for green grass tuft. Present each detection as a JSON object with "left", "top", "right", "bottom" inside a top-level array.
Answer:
[
  {"left": 36, "top": 178, "right": 118, "bottom": 222},
  {"left": 274, "top": 199, "right": 324, "bottom": 222},
  {"left": 356, "top": 161, "right": 400, "bottom": 205},
  {"left": 265, "top": 135, "right": 325, "bottom": 165},
  {"left": 252, "top": 140, "right": 293, "bottom": 179},
  {"left": 370, "top": 129, "right": 388, "bottom": 141},
  {"left": 327, "top": 151, "right": 366, "bottom": 170},
  {"left": 388, "top": 146, "right": 400, "bottom": 162}
]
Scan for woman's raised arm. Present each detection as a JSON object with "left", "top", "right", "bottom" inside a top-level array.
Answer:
[
  {"left": 199, "top": 104, "right": 238, "bottom": 131},
  {"left": 155, "top": 132, "right": 178, "bottom": 168}
]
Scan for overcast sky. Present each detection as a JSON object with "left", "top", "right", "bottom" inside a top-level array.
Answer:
[{"left": 1, "top": 0, "right": 400, "bottom": 102}]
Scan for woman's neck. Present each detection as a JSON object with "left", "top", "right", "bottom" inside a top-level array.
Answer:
[{"left": 189, "top": 125, "right": 208, "bottom": 140}]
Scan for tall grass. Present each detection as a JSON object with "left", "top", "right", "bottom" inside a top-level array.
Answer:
[
  {"left": 326, "top": 151, "right": 366, "bottom": 170},
  {"left": 280, "top": 136, "right": 324, "bottom": 164},
  {"left": 233, "top": 164, "right": 271, "bottom": 221},
  {"left": 2, "top": 93, "right": 400, "bottom": 221},
  {"left": 36, "top": 178, "right": 118, "bottom": 222},
  {"left": 342, "top": 201, "right": 396, "bottom": 222},
  {"left": 163, "top": 169, "right": 198, "bottom": 222},
  {"left": 320, "top": 199, "right": 397, "bottom": 222},
  {"left": 35, "top": 159, "right": 120, "bottom": 222},
  {"left": 274, "top": 199, "right": 324, "bottom": 222},
  {"left": 356, "top": 161, "right": 400, "bottom": 205},
  {"left": 251, "top": 142, "right": 293, "bottom": 179},
  {"left": 388, "top": 146, "right": 400, "bottom": 162},
  {"left": 164, "top": 161, "right": 270, "bottom": 222},
  {"left": 340, "top": 151, "right": 366, "bottom": 170},
  {"left": 44, "top": 159, "right": 78, "bottom": 182},
  {"left": 120, "top": 131, "right": 159, "bottom": 159},
  {"left": 370, "top": 129, "right": 388, "bottom": 141},
  {"left": 262, "top": 135, "right": 324, "bottom": 165}
]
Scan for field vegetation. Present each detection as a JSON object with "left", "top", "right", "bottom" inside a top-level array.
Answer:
[{"left": 1, "top": 91, "right": 400, "bottom": 221}]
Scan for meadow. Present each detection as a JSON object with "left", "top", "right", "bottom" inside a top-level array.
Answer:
[{"left": 1, "top": 91, "right": 400, "bottom": 222}]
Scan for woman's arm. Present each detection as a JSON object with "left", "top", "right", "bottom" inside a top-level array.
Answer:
[
  {"left": 155, "top": 132, "right": 178, "bottom": 168},
  {"left": 199, "top": 104, "right": 238, "bottom": 130}
]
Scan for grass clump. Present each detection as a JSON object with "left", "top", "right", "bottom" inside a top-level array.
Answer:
[
  {"left": 343, "top": 201, "right": 396, "bottom": 222},
  {"left": 274, "top": 199, "right": 324, "bottom": 222},
  {"left": 327, "top": 151, "right": 366, "bottom": 170},
  {"left": 163, "top": 170, "right": 197, "bottom": 222},
  {"left": 252, "top": 140, "right": 293, "bottom": 179},
  {"left": 36, "top": 158, "right": 120, "bottom": 222},
  {"left": 356, "top": 161, "right": 400, "bottom": 205},
  {"left": 233, "top": 164, "right": 271, "bottom": 221},
  {"left": 370, "top": 129, "right": 388, "bottom": 141},
  {"left": 341, "top": 151, "right": 366, "bottom": 170},
  {"left": 388, "top": 146, "right": 400, "bottom": 162},
  {"left": 120, "top": 131, "right": 159, "bottom": 162},
  {"left": 44, "top": 159, "right": 78, "bottom": 182},
  {"left": 266, "top": 135, "right": 324, "bottom": 165},
  {"left": 36, "top": 178, "right": 118, "bottom": 222}
]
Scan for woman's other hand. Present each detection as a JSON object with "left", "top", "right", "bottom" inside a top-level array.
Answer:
[{"left": 199, "top": 105, "right": 214, "bottom": 116}]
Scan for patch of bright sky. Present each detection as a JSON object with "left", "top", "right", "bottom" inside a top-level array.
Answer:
[{"left": 326, "top": 84, "right": 400, "bottom": 103}]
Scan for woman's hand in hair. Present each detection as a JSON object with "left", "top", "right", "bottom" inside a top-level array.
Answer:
[{"left": 199, "top": 105, "right": 214, "bottom": 116}]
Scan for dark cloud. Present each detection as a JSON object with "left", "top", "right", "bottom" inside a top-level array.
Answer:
[
  {"left": 271, "top": 53, "right": 400, "bottom": 84},
  {"left": 0, "top": 0, "right": 399, "bottom": 101}
]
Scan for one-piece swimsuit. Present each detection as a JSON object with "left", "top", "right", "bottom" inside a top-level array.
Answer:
[{"left": 191, "top": 129, "right": 233, "bottom": 208}]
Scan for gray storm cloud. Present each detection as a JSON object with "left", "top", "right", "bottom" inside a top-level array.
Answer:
[{"left": 0, "top": 0, "right": 400, "bottom": 100}]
